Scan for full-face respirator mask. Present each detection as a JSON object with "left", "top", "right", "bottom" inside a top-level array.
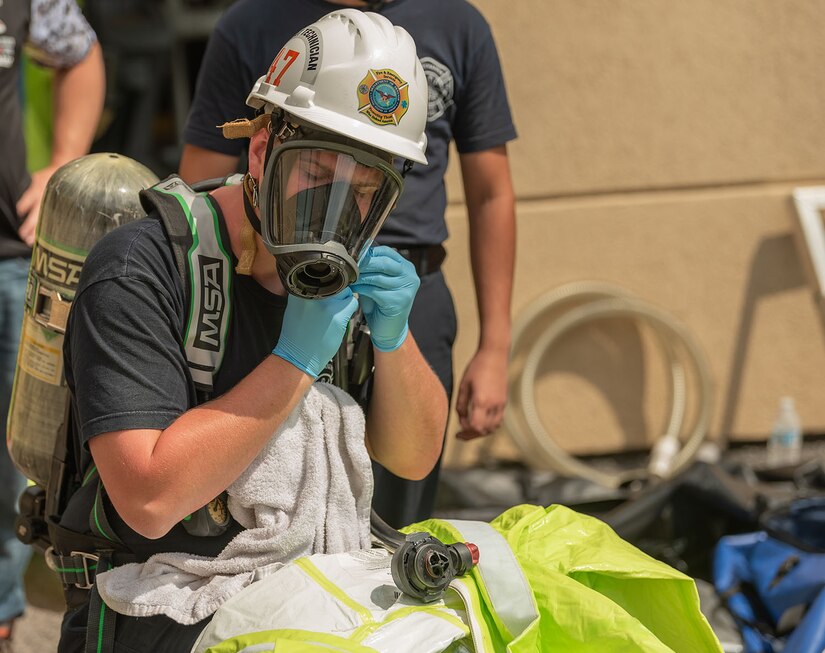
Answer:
[
  {"left": 256, "top": 123, "right": 406, "bottom": 299},
  {"left": 237, "top": 8, "right": 429, "bottom": 297}
]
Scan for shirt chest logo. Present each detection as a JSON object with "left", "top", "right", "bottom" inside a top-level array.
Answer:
[{"left": 420, "top": 57, "right": 454, "bottom": 122}]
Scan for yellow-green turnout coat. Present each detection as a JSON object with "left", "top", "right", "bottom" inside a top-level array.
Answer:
[{"left": 190, "top": 505, "right": 723, "bottom": 653}]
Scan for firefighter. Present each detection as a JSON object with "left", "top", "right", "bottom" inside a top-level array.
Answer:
[{"left": 57, "top": 10, "right": 446, "bottom": 652}]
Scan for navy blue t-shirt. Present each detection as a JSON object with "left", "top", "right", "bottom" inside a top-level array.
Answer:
[{"left": 183, "top": 0, "right": 517, "bottom": 247}]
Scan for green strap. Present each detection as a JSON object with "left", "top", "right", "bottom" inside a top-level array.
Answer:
[
  {"left": 82, "top": 465, "right": 98, "bottom": 487},
  {"left": 89, "top": 482, "right": 124, "bottom": 546},
  {"left": 84, "top": 553, "right": 116, "bottom": 653},
  {"left": 147, "top": 176, "right": 234, "bottom": 392}
]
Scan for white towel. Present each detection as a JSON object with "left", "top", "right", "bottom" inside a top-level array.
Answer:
[{"left": 95, "top": 382, "right": 373, "bottom": 625}]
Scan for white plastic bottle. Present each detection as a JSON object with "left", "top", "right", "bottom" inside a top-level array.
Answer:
[{"left": 766, "top": 397, "right": 802, "bottom": 467}]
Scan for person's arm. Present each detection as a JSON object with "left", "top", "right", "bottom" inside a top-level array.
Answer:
[
  {"left": 454, "top": 145, "right": 516, "bottom": 440},
  {"left": 179, "top": 21, "right": 250, "bottom": 183},
  {"left": 49, "top": 40, "right": 105, "bottom": 171},
  {"left": 351, "top": 246, "right": 448, "bottom": 480},
  {"left": 89, "top": 357, "right": 314, "bottom": 540},
  {"left": 16, "top": 40, "right": 105, "bottom": 244},
  {"left": 80, "top": 271, "right": 357, "bottom": 540},
  {"left": 366, "top": 335, "right": 447, "bottom": 480},
  {"left": 179, "top": 144, "right": 241, "bottom": 185}
]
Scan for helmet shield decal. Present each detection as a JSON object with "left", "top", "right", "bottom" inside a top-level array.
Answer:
[
  {"left": 260, "top": 140, "right": 403, "bottom": 298},
  {"left": 357, "top": 69, "right": 410, "bottom": 126}
]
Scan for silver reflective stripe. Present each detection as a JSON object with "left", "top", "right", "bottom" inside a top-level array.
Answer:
[
  {"left": 157, "top": 182, "right": 232, "bottom": 391},
  {"left": 445, "top": 520, "right": 538, "bottom": 641},
  {"left": 448, "top": 578, "right": 496, "bottom": 653},
  {"left": 185, "top": 193, "right": 231, "bottom": 389}
]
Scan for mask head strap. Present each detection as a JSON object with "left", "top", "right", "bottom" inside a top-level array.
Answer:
[
  {"left": 235, "top": 173, "right": 260, "bottom": 275},
  {"left": 242, "top": 173, "right": 263, "bottom": 236},
  {"left": 241, "top": 113, "right": 292, "bottom": 236}
]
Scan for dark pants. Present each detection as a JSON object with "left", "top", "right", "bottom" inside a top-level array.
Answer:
[
  {"left": 59, "top": 600, "right": 208, "bottom": 653},
  {"left": 0, "top": 258, "right": 33, "bottom": 624},
  {"left": 371, "top": 269, "right": 457, "bottom": 529}
]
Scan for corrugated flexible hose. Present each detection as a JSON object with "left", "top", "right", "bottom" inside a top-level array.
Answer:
[{"left": 504, "top": 282, "right": 713, "bottom": 488}]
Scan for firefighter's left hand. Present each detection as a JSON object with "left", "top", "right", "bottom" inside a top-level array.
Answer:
[
  {"left": 16, "top": 166, "right": 58, "bottom": 246},
  {"left": 351, "top": 246, "right": 419, "bottom": 352}
]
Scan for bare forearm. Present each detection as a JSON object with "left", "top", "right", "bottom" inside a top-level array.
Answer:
[
  {"left": 468, "top": 196, "right": 515, "bottom": 352},
  {"left": 50, "top": 41, "right": 105, "bottom": 167},
  {"left": 92, "top": 355, "right": 314, "bottom": 538},
  {"left": 366, "top": 336, "right": 446, "bottom": 479},
  {"left": 461, "top": 146, "right": 516, "bottom": 353}
]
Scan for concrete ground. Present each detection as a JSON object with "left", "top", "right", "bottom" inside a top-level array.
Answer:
[
  {"left": 12, "top": 553, "right": 63, "bottom": 653},
  {"left": 12, "top": 604, "right": 62, "bottom": 653}
]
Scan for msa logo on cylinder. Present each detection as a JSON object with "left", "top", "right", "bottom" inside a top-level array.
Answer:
[
  {"left": 33, "top": 246, "right": 83, "bottom": 290},
  {"left": 195, "top": 255, "right": 225, "bottom": 351}
]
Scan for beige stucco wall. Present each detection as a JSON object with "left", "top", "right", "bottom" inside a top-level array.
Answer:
[{"left": 441, "top": 1, "right": 825, "bottom": 466}]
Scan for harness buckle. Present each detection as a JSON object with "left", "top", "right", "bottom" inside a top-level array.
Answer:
[
  {"left": 71, "top": 551, "right": 101, "bottom": 590},
  {"left": 44, "top": 546, "right": 100, "bottom": 590}
]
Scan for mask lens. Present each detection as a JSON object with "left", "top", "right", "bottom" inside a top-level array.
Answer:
[
  {"left": 258, "top": 141, "right": 404, "bottom": 298},
  {"left": 268, "top": 146, "right": 401, "bottom": 256}
]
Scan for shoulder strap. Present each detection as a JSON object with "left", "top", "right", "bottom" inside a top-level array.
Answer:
[
  {"left": 44, "top": 176, "right": 242, "bottom": 568},
  {"left": 139, "top": 175, "right": 237, "bottom": 393}
]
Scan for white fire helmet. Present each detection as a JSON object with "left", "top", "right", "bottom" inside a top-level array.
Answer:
[
  {"left": 246, "top": 10, "right": 430, "bottom": 299},
  {"left": 246, "top": 9, "right": 428, "bottom": 165}
]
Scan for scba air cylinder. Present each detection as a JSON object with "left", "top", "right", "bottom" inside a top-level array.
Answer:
[{"left": 7, "top": 153, "right": 158, "bottom": 486}]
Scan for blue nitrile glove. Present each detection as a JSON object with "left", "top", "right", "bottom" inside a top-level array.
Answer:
[
  {"left": 350, "top": 246, "right": 420, "bottom": 352},
  {"left": 272, "top": 288, "right": 359, "bottom": 377}
]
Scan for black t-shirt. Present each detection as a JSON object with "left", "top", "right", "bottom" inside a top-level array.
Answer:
[
  {"left": 0, "top": 0, "right": 32, "bottom": 258},
  {"left": 183, "top": 0, "right": 517, "bottom": 247},
  {"left": 0, "top": 0, "right": 96, "bottom": 258},
  {"left": 62, "top": 198, "right": 289, "bottom": 559}
]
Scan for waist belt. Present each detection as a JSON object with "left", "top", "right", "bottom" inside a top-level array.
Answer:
[
  {"left": 47, "top": 546, "right": 139, "bottom": 588},
  {"left": 46, "top": 518, "right": 137, "bottom": 591},
  {"left": 393, "top": 245, "right": 446, "bottom": 277}
]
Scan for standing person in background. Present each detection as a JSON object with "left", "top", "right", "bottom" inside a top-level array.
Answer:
[
  {"left": 0, "top": 0, "right": 104, "bottom": 648},
  {"left": 180, "top": 0, "right": 517, "bottom": 528}
]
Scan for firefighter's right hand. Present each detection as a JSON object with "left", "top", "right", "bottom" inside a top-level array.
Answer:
[{"left": 272, "top": 288, "right": 358, "bottom": 378}]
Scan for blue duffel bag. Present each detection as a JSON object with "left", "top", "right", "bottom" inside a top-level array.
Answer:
[{"left": 714, "top": 496, "right": 825, "bottom": 653}]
